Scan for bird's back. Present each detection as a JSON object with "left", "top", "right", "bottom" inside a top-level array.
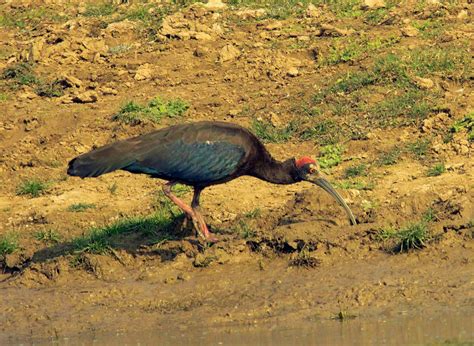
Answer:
[{"left": 68, "top": 121, "right": 269, "bottom": 187}]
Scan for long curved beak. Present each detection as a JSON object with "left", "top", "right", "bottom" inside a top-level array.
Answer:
[{"left": 310, "top": 177, "right": 357, "bottom": 225}]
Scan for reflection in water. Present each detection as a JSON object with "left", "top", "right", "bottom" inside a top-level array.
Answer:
[{"left": 31, "top": 310, "right": 474, "bottom": 345}]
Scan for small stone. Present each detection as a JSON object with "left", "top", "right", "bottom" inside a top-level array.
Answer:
[
  {"left": 320, "top": 24, "right": 355, "bottom": 36},
  {"left": 218, "top": 44, "right": 240, "bottom": 63},
  {"left": 100, "top": 87, "right": 118, "bottom": 95},
  {"left": 413, "top": 76, "right": 434, "bottom": 89},
  {"left": 269, "top": 112, "right": 283, "bottom": 127},
  {"left": 18, "top": 91, "right": 37, "bottom": 100},
  {"left": 287, "top": 67, "right": 299, "bottom": 77},
  {"left": 134, "top": 63, "right": 153, "bottom": 81},
  {"left": 264, "top": 21, "right": 283, "bottom": 30},
  {"left": 235, "top": 9, "right": 266, "bottom": 19},
  {"left": 193, "top": 47, "right": 208, "bottom": 57},
  {"left": 203, "top": 0, "right": 227, "bottom": 10},
  {"left": 305, "top": 3, "right": 321, "bottom": 17},
  {"left": 72, "top": 91, "right": 98, "bottom": 103},
  {"left": 401, "top": 26, "right": 419, "bottom": 37},
  {"left": 361, "top": 0, "right": 385, "bottom": 9},
  {"left": 193, "top": 32, "right": 213, "bottom": 41},
  {"left": 59, "top": 74, "right": 82, "bottom": 88},
  {"left": 29, "top": 38, "right": 45, "bottom": 62},
  {"left": 297, "top": 35, "right": 310, "bottom": 42},
  {"left": 457, "top": 10, "right": 468, "bottom": 19}
]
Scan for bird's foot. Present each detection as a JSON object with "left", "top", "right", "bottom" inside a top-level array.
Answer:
[
  {"left": 201, "top": 229, "right": 219, "bottom": 243},
  {"left": 191, "top": 215, "right": 218, "bottom": 243}
]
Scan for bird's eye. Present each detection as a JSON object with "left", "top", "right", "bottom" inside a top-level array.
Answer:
[{"left": 309, "top": 167, "right": 316, "bottom": 174}]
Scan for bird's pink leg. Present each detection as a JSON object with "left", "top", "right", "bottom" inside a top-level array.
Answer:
[
  {"left": 162, "top": 182, "right": 194, "bottom": 216},
  {"left": 192, "top": 188, "right": 218, "bottom": 243},
  {"left": 162, "top": 182, "right": 217, "bottom": 242}
]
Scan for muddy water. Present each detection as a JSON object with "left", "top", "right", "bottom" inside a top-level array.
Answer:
[{"left": 27, "top": 310, "right": 472, "bottom": 345}]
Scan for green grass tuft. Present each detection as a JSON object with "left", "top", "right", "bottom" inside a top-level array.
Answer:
[
  {"left": 16, "top": 179, "right": 48, "bottom": 198},
  {"left": 251, "top": 119, "right": 298, "bottom": 143},
  {"left": 35, "top": 80, "right": 64, "bottom": 98},
  {"left": 83, "top": 3, "right": 117, "bottom": 17},
  {"left": 299, "top": 119, "right": 339, "bottom": 145},
  {"left": 34, "top": 229, "right": 61, "bottom": 244},
  {"left": 427, "top": 163, "right": 446, "bottom": 177},
  {"left": 369, "top": 90, "right": 432, "bottom": 126},
  {"left": 0, "top": 233, "right": 19, "bottom": 257},
  {"left": 236, "top": 220, "right": 256, "bottom": 239},
  {"left": 318, "top": 145, "right": 343, "bottom": 169},
  {"left": 377, "top": 147, "right": 401, "bottom": 166},
  {"left": 67, "top": 203, "right": 96, "bottom": 212},
  {"left": 379, "top": 222, "right": 429, "bottom": 252},
  {"left": 406, "top": 139, "right": 431, "bottom": 160},
  {"left": 337, "top": 179, "right": 375, "bottom": 191},
  {"left": 112, "top": 97, "right": 189, "bottom": 125},
  {"left": 450, "top": 113, "right": 473, "bottom": 142},
  {"left": 344, "top": 164, "right": 367, "bottom": 178},
  {"left": 72, "top": 211, "right": 178, "bottom": 254},
  {"left": 333, "top": 310, "right": 357, "bottom": 321},
  {"left": 2, "top": 62, "right": 38, "bottom": 87}
]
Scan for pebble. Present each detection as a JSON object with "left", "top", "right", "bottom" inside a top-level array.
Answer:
[
  {"left": 287, "top": 67, "right": 299, "bottom": 77},
  {"left": 361, "top": 0, "right": 386, "bottom": 9},
  {"left": 401, "top": 26, "right": 419, "bottom": 37}
]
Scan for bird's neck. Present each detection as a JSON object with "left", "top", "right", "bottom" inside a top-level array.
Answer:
[{"left": 252, "top": 158, "right": 300, "bottom": 185}]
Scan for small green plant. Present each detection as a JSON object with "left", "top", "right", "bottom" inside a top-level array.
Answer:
[
  {"left": 16, "top": 179, "right": 48, "bottom": 198},
  {"left": 108, "top": 44, "right": 131, "bottom": 55},
  {"left": 83, "top": 3, "right": 117, "bottom": 17},
  {"left": 0, "top": 233, "right": 19, "bottom": 257},
  {"left": 450, "top": 113, "right": 474, "bottom": 142},
  {"left": 427, "top": 163, "right": 446, "bottom": 177},
  {"left": 364, "top": 8, "right": 388, "bottom": 25},
  {"left": 344, "top": 164, "right": 367, "bottom": 178},
  {"left": 251, "top": 119, "right": 298, "bottom": 143},
  {"left": 0, "top": 7, "right": 66, "bottom": 28},
  {"left": 422, "top": 208, "right": 438, "bottom": 223},
  {"left": 34, "top": 229, "right": 61, "bottom": 244},
  {"left": 409, "top": 47, "right": 471, "bottom": 80},
  {"left": 321, "top": 36, "right": 399, "bottom": 66},
  {"left": 73, "top": 210, "right": 178, "bottom": 254},
  {"left": 108, "top": 182, "right": 118, "bottom": 195},
  {"left": 369, "top": 90, "right": 432, "bottom": 126},
  {"left": 412, "top": 19, "right": 446, "bottom": 39},
  {"left": 67, "top": 203, "right": 96, "bottom": 212},
  {"left": 2, "top": 62, "right": 38, "bottom": 87},
  {"left": 244, "top": 208, "right": 261, "bottom": 219},
  {"left": 35, "top": 80, "right": 64, "bottom": 98},
  {"left": 0, "top": 93, "right": 8, "bottom": 102},
  {"left": 112, "top": 97, "right": 189, "bottom": 125},
  {"left": 379, "top": 222, "right": 429, "bottom": 252},
  {"left": 406, "top": 139, "right": 431, "bottom": 160},
  {"left": 237, "top": 220, "right": 256, "bottom": 239},
  {"left": 377, "top": 147, "right": 401, "bottom": 166},
  {"left": 289, "top": 246, "right": 320, "bottom": 268},
  {"left": 337, "top": 179, "right": 375, "bottom": 191},
  {"left": 318, "top": 145, "right": 343, "bottom": 169},
  {"left": 361, "top": 200, "right": 378, "bottom": 212},
  {"left": 333, "top": 310, "right": 356, "bottom": 321},
  {"left": 299, "top": 120, "right": 339, "bottom": 145}
]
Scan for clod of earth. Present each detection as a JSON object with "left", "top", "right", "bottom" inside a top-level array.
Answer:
[{"left": 68, "top": 121, "right": 356, "bottom": 242}]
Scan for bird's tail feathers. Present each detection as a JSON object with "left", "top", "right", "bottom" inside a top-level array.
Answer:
[{"left": 67, "top": 140, "right": 137, "bottom": 178}]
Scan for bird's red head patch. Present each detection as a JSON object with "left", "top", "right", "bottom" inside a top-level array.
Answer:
[{"left": 296, "top": 157, "right": 316, "bottom": 169}]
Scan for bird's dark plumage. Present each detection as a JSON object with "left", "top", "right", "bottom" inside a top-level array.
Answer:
[{"left": 67, "top": 121, "right": 299, "bottom": 187}]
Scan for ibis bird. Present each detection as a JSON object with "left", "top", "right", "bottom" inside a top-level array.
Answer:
[{"left": 68, "top": 121, "right": 356, "bottom": 241}]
